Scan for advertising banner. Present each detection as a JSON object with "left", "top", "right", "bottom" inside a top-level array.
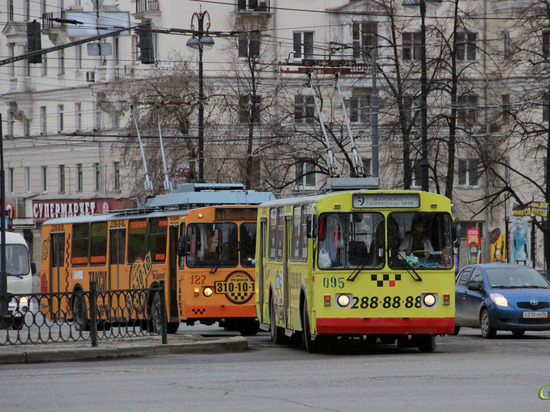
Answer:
[
  {"left": 512, "top": 220, "right": 530, "bottom": 261},
  {"left": 466, "top": 227, "right": 481, "bottom": 264}
]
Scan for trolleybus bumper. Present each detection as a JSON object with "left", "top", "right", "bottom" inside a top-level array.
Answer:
[{"left": 316, "top": 317, "right": 454, "bottom": 335}]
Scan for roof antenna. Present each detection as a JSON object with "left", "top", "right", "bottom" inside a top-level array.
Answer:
[
  {"left": 335, "top": 72, "right": 368, "bottom": 177},
  {"left": 308, "top": 72, "right": 339, "bottom": 178},
  {"left": 131, "top": 105, "right": 154, "bottom": 193},
  {"left": 157, "top": 107, "right": 173, "bottom": 192}
]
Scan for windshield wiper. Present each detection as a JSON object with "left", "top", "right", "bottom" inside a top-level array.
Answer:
[{"left": 393, "top": 252, "right": 422, "bottom": 282}]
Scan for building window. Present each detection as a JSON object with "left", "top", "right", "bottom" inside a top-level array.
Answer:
[
  {"left": 41, "top": 0, "right": 47, "bottom": 16},
  {"left": 76, "top": 45, "right": 82, "bottom": 70},
  {"left": 239, "top": 95, "right": 261, "bottom": 124},
  {"left": 42, "top": 166, "right": 48, "bottom": 192},
  {"left": 295, "top": 160, "right": 316, "bottom": 189},
  {"left": 113, "top": 37, "right": 120, "bottom": 65},
  {"left": 456, "top": 32, "right": 477, "bottom": 61},
  {"left": 40, "top": 106, "right": 47, "bottom": 134},
  {"left": 8, "top": 45, "right": 14, "bottom": 77},
  {"left": 24, "top": 117, "right": 30, "bottom": 137},
  {"left": 294, "top": 95, "right": 315, "bottom": 124},
  {"left": 8, "top": 168, "right": 14, "bottom": 193},
  {"left": 58, "top": 104, "right": 64, "bottom": 132},
  {"left": 353, "top": 22, "right": 377, "bottom": 59},
  {"left": 75, "top": 103, "right": 82, "bottom": 131},
  {"left": 411, "top": 160, "right": 422, "bottom": 188},
  {"left": 76, "top": 164, "right": 83, "bottom": 192},
  {"left": 59, "top": 165, "right": 65, "bottom": 194},
  {"left": 25, "top": 0, "right": 30, "bottom": 20},
  {"left": 7, "top": 0, "right": 13, "bottom": 21},
  {"left": 238, "top": 0, "right": 268, "bottom": 11},
  {"left": 58, "top": 49, "right": 65, "bottom": 75},
  {"left": 544, "top": 95, "right": 550, "bottom": 123},
  {"left": 503, "top": 158, "right": 510, "bottom": 185},
  {"left": 94, "top": 163, "right": 101, "bottom": 191},
  {"left": 502, "top": 94, "right": 510, "bottom": 126},
  {"left": 95, "top": 103, "right": 101, "bottom": 130},
  {"left": 544, "top": 31, "right": 550, "bottom": 59},
  {"left": 114, "top": 162, "right": 120, "bottom": 191},
  {"left": 42, "top": 54, "right": 47, "bottom": 76},
  {"left": 25, "top": 167, "right": 31, "bottom": 192},
  {"left": 502, "top": 31, "right": 511, "bottom": 59},
  {"left": 293, "top": 32, "right": 314, "bottom": 60},
  {"left": 238, "top": 32, "right": 260, "bottom": 59},
  {"left": 350, "top": 90, "right": 371, "bottom": 124},
  {"left": 458, "top": 159, "right": 480, "bottom": 187},
  {"left": 403, "top": 95, "right": 419, "bottom": 128},
  {"left": 361, "top": 158, "right": 372, "bottom": 176},
  {"left": 403, "top": 32, "right": 421, "bottom": 61},
  {"left": 458, "top": 95, "right": 478, "bottom": 126}
]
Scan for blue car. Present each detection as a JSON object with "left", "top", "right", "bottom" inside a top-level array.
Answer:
[{"left": 455, "top": 263, "right": 550, "bottom": 338}]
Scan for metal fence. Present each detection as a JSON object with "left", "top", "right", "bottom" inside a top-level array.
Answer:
[{"left": 0, "top": 281, "right": 168, "bottom": 347}]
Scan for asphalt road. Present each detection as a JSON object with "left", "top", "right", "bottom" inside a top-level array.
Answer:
[{"left": 2, "top": 324, "right": 550, "bottom": 411}]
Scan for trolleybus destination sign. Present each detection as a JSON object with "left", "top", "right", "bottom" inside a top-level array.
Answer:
[{"left": 352, "top": 193, "right": 420, "bottom": 209}]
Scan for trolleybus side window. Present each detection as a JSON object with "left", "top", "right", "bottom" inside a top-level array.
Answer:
[
  {"left": 268, "top": 208, "right": 278, "bottom": 260},
  {"left": 72, "top": 223, "right": 89, "bottom": 266},
  {"left": 240, "top": 222, "right": 256, "bottom": 267},
  {"left": 128, "top": 219, "right": 147, "bottom": 263},
  {"left": 90, "top": 222, "right": 107, "bottom": 265},
  {"left": 291, "top": 205, "right": 308, "bottom": 262},
  {"left": 276, "top": 208, "right": 284, "bottom": 260},
  {"left": 148, "top": 218, "right": 168, "bottom": 263},
  {"left": 51, "top": 232, "right": 65, "bottom": 268}
]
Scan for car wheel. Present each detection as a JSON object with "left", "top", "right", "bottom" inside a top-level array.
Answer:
[
  {"left": 512, "top": 329, "right": 525, "bottom": 337},
  {"left": 480, "top": 309, "right": 496, "bottom": 339}
]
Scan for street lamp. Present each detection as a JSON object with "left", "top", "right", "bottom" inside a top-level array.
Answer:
[
  {"left": 187, "top": 10, "right": 214, "bottom": 183},
  {"left": 403, "top": 0, "right": 433, "bottom": 192}
]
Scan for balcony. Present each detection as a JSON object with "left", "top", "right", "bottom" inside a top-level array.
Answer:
[
  {"left": 238, "top": 0, "right": 271, "bottom": 13},
  {"left": 134, "top": 0, "right": 161, "bottom": 20}
]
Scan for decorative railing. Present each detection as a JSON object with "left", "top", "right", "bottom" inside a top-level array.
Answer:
[{"left": 0, "top": 281, "right": 168, "bottom": 347}]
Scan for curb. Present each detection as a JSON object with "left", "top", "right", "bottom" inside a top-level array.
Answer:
[{"left": 0, "top": 336, "right": 248, "bottom": 364}]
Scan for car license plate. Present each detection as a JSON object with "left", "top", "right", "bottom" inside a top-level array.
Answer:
[{"left": 523, "top": 311, "right": 548, "bottom": 319}]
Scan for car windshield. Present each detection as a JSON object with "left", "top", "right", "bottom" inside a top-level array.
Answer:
[
  {"left": 0, "top": 244, "right": 31, "bottom": 276},
  {"left": 486, "top": 267, "right": 550, "bottom": 289}
]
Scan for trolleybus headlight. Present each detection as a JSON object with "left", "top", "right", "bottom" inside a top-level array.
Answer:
[
  {"left": 203, "top": 287, "right": 213, "bottom": 297},
  {"left": 423, "top": 293, "right": 437, "bottom": 307},
  {"left": 336, "top": 293, "right": 352, "bottom": 308}
]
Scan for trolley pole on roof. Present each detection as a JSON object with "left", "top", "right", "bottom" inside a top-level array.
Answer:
[{"left": 131, "top": 106, "right": 154, "bottom": 193}]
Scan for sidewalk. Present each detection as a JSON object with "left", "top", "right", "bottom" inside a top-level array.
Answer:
[{"left": 0, "top": 334, "right": 248, "bottom": 365}]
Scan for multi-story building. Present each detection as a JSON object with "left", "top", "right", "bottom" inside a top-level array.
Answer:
[{"left": 1, "top": 0, "right": 549, "bottom": 270}]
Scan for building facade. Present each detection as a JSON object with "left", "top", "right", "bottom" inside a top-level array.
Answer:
[{"left": 1, "top": 0, "right": 549, "bottom": 270}]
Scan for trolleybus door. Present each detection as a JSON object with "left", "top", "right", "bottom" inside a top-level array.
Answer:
[
  {"left": 49, "top": 232, "right": 65, "bottom": 294},
  {"left": 168, "top": 225, "right": 179, "bottom": 321},
  {"left": 257, "top": 218, "right": 267, "bottom": 321},
  {"left": 109, "top": 228, "right": 125, "bottom": 290},
  {"left": 283, "top": 216, "right": 292, "bottom": 328}
]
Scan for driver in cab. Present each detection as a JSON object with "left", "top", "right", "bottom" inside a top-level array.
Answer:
[{"left": 399, "top": 218, "right": 434, "bottom": 256}]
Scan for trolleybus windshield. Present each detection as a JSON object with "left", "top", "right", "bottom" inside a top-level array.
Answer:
[{"left": 187, "top": 222, "right": 238, "bottom": 268}]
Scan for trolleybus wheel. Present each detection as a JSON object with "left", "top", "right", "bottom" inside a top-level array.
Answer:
[
  {"left": 453, "top": 326, "right": 461, "bottom": 335},
  {"left": 166, "top": 322, "right": 180, "bottom": 334},
  {"left": 270, "top": 299, "right": 285, "bottom": 344},
  {"left": 301, "top": 300, "right": 322, "bottom": 353},
  {"left": 480, "top": 309, "right": 496, "bottom": 339},
  {"left": 416, "top": 334, "right": 436, "bottom": 352},
  {"left": 147, "top": 292, "right": 163, "bottom": 334},
  {"left": 239, "top": 318, "right": 260, "bottom": 336},
  {"left": 72, "top": 292, "right": 90, "bottom": 332}
]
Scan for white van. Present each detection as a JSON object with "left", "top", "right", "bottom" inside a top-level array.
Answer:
[{"left": 1, "top": 232, "right": 36, "bottom": 327}]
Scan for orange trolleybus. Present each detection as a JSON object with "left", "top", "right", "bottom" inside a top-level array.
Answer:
[{"left": 39, "top": 184, "right": 274, "bottom": 334}]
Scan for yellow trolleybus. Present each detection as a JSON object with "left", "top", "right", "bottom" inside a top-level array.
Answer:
[{"left": 256, "top": 183, "right": 455, "bottom": 352}]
